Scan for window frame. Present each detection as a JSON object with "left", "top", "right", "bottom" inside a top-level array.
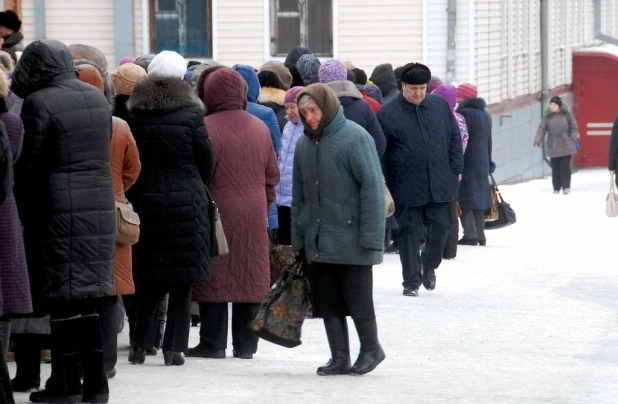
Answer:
[
  {"left": 268, "top": 0, "right": 335, "bottom": 58},
  {"left": 149, "top": 0, "right": 213, "bottom": 58}
]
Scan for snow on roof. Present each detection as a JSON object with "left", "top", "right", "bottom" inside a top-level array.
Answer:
[{"left": 573, "top": 44, "right": 618, "bottom": 57}]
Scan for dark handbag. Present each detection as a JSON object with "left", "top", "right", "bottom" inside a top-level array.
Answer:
[
  {"left": 485, "top": 175, "right": 516, "bottom": 230},
  {"left": 269, "top": 234, "right": 296, "bottom": 286},
  {"left": 205, "top": 186, "right": 229, "bottom": 257},
  {"left": 250, "top": 259, "right": 311, "bottom": 348}
]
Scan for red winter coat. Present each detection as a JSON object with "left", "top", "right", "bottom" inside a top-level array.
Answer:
[
  {"left": 192, "top": 67, "right": 280, "bottom": 303},
  {"left": 360, "top": 89, "right": 381, "bottom": 113}
]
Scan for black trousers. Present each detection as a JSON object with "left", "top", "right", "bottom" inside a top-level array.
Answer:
[
  {"left": 443, "top": 199, "right": 460, "bottom": 258},
  {"left": 0, "top": 337, "right": 13, "bottom": 404},
  {"left": 460, "top": 209, "right": 486, "bottom": 243},
  {"left": 132, "top": 283, "right": 191, "bottom": 353},
  {"left": 198, "top": 303, "right": 260, "bottom": 354},
  {"left": 309, "top": 263, "right": 375, "bottom": 320},
  {"left": 276, "top": 206, "right": 292, "bottom": 245},
  {"left": 93, "top": 296, "right": 118, "bottom": 373},
  {"left": 550, "top": 155, "right": 572, "bottom": 191},
  {"left": 395, "top": 202, "right": 452, "bottom": 289},
  {"left": 10, "top": 333, "right": 51, "bottom": 385}
]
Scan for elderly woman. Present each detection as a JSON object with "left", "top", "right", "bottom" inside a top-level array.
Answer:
[
  {"left": 534, "top": 95, "right": 579, "bottom": 194},
  {"left": 189, "top": 67, "right": 279, "bottom": 360},
  {"left": 292, "top": 84, "right": 385, "bottom": 376}
]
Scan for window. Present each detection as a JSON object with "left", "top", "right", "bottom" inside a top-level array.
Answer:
[
  {"left": 150, "top": 0, "right": 212, "bottom": 58},
  {"left": 270, "top": 0, "right": 333, "bottom": 57}
]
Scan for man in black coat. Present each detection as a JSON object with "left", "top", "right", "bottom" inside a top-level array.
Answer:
[
  {"left": 378, "top": 63, "right": 463, "bottom": 297},
  {"left": 11, "top": 40, "right": 114, "bottom": 403}
]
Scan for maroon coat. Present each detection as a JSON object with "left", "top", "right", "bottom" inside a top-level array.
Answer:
[
  {"left": 0, "top": 108, "right": 32, "bottom": 316},
  {"left": 192, "top": 67, "right": 279, "bottom": 303}
]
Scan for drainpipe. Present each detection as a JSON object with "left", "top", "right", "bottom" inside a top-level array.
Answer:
[
  {"left": 445, "top": 0, "right": 456, "bottom": 83},
  {"left": 540, "top": 0, "right": 550, "bottom": 166},
  {"left": 595, "top": 0, "right": 618, "bottom": 45}
]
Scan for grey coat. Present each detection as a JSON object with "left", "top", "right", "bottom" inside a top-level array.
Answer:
[{"left": 535, "top": 104, "right": 579, "bottom": 158}]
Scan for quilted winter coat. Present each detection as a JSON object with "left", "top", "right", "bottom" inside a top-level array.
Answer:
[
  {"left": 378, "top": 92, "right": 464, "bottom": 208},
  {"left": 291, "top": 85, "right": 385, "bottom": 265},
  {"left": 277, "top": 116, "right": 304, "bottom": 207},
  {"left": 0, "top": 102, "right": 32, "bottom": 317},
  {"left": 77, "top": 63, "right": 142, "bottom": 295},
  {"left": 192, "top": 67, "right": 280, "bottom": 303},
  {"left": 126, "top": 75, "right": 214, "bottom": 285},
  {"left": 534, "top": 102, "right": 579, "bottom": 159},
  {"left": 11, "top": 40, "right": 116, "bottom": 307}
]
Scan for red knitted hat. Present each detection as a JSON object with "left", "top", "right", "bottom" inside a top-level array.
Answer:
[{"left": 457, "top": 83, "right": 478, "bottom": 100}]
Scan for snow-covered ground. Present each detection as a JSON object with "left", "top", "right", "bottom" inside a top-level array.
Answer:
[{"left": 8, "top": 168, "right": 618, "bottom": 404}]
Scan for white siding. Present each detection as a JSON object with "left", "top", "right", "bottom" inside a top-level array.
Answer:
[
  {"left": 134, "top": 0, "right": 144, "bottom": 57},
  {"left": 45, "top": 0, "right": 116, "bottom": 68},
  {"left": 21, "top": 0, "right": 35, "bottom": 44},
  {"left": 337, "top": 0, "right": 423, "bottom": 76},
  {"left": 454, "top": 0, "right": 474, "bottom": 84},
  {"left": 216, "top": 0, "right": 264, "bottom": 67},
  {"left": 475, "top": 0, "right": 502, "bottom": 105},
  {"left": 425, "top": 0, "right": 448, "bottom": 80}
]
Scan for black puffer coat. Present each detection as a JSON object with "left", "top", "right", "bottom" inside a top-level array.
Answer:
[
  {"left": 126, "top": 76, "right": 214, "bottom": 285},
  {"left": 11, "top": 40, "right": 115, "bottom": 306}
]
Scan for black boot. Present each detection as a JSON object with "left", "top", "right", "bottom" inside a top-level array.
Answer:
[
  {"left": 350, "top": 318, "right": 385, "bottom": 376},
  {"left": 186, "top": 341, "right": 225, "bottom": 359},
  {"left": 80, "top": 314, "right": 109, "bottom": 404},
  {"left": 30, "top": 318, "right": 82, "bottom": 404},
  {"left": 317, "top": 317, "right": 351, "bottom": 376},
  {"left": 163, "top": 351, "right": 185, "bottom": 366},
  {"left": 128, "top": 346, "right": 146, "bottom": 364},
  {"left": 11, "top": 335, "right": 41, "bottom": 392}
]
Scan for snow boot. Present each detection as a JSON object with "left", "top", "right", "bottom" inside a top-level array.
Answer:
[
  {"left": 163, "top": 352, "right": 185, "bottom": 366},
  {"left": 128, "top": 346, "right": 146, "bottom": 364},
  {"left": 30, "top": 317, "right": 82, "bottom": 404},
  {"left": 79, "top": 314, "right": 109, "bottom": 404},
  {"left": 422, "top": 267, "right": 436, "bottom": 291},
  {"left": 350, "top": 318, "right": 385, "bottom": 376},
  {"left": 317, "top": 317, "right": 351, "bottom": 376},
  {"left": 186, "top": 342, "right": 225, "bottom": 359}
]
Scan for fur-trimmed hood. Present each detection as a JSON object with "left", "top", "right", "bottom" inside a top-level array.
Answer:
[
  {"left": 258, "top": 87, "right": 286, "bottom": 106},
  {"left": 325, "top": 80, "right": 362, "bottom": 100},
  {"left": 456, "top": 97, "right": 487, "bottom": 111},
  {"left": 127, "top": 75, "right": 204, "bottom": 114}
]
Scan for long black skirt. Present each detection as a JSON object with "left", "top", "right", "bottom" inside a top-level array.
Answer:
[{"left": 308, "top": 263, "right": 375, "bottom": 320}]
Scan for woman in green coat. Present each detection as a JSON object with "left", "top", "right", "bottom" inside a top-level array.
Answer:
[{"left": 292, "top": 84, "right": 385, "bottom": 376}]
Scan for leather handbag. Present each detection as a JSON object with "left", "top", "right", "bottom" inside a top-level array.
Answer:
[
  {"left": 115, "top": 201, "right": 140, "bottom": 245},
  {"left": 250, "top": 258, "right": 311, "bottom": 348},
  {"left": 484, "top": 175, "right": 516, "bottom": 230},
  {"left": 384, "top": 177, "right": 395, "bottom": 218},
  {"left": 606, "top": 173, "right": 618, "bottom": 218},
  {"left": 205, "top": 186, "right": 229, "bottom": 257}
]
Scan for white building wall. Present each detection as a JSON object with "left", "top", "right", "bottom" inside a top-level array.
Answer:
[
  {"left": 454, "top": 0, "right": 474, "bottom": 85},
  {"left": 134, "top": 0, "right": 144, "bottom": 57},
  {"left": 424, "top": 0, "right": 448, "bottom": 80},
  {"left": 45, "top": 0, "right": 116, "bottom": 67},
  {"left": 337, "top": 0, "right": 423, "bottom": 76},
  {"left": 215, "top": 0, "right": 264, "bottom": 67},
  {"left": 21, "top": 0, "right": 34, "bottom": 43}
]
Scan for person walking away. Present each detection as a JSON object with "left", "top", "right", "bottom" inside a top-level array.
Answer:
[
  {"left": 292, "top": 84, "right": 386, "bottom": 375},
  {"left": 0, "top": 11, "right": 23, "bottom": 52},
  {"left": 432, "top": 83, "right": 469, "bottom": 258},
  {"left": 189, "top": 67, "right": 279, "bottom": 360},
  {"left": 125, "top": 51, "right": 215, "bottom": 367},
  {"left": 11, "top": 39, "right": 115, "bottom": 404},
  {"left": 455, "top": 83, "right": 495, "bottom": 246},
  {"left": 377, "top": 63, "right": 463, "bottom": 297},
  {"left": 318, "top": 60, "right": 385, "bottom": 156},
  {"left": 534, "top": 95, "right": 579, "bottom": 194}
]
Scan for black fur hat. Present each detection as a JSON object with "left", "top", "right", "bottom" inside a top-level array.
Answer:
[
  {"left": 400, "top": 63, "right": 432, "bottom": 85},
  {"left": 0, "top": 10, "right": 21, "bottom": 32}
]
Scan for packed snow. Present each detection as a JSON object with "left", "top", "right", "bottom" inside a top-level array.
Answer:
[{"left": 8, "top": 168, "right": 618, "bottom": 404}]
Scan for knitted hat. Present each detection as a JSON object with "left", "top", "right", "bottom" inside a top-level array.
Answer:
[
  {"left": 259, "top": 61, "right": 292, "bottom": 89},
  {"left": 191, "top": 60, "right": 220, "bottom": 88},
  {"left": 457, "top": 83, "right": 478, "bottom": 100},
  {"left": 318, "top": 60, "right": 347, "bottom": 83},
  {"left": 400, "top": 62, "right": 432, "bottom": 85},
  {"left": 0, "top": 10, "right": 21, "bottom": 32},
  {"left": 134, "top": 54, "right": 155, "bottom": 71},
  {"left": 426, "top": 76, "right": 443, "bottom": 94},
  {"left": 147, "top": 51, "right": 186, "bottom": 79},
  {"left": 296, "top": 54, "right": 321, "bottom": 86},
  {"left": 119, "top": 56, "right": 136, "bottom": 66},
  {"left": 111, "top": 63, "right": 147, "bottom": 96},
  {"left": 284, "top": 86, "right": 305, "bottom": 104},
  {"left": 550, "top": 95, "right": 563, "bottom": 108}
]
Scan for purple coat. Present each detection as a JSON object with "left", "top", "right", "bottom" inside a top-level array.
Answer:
[{"left": 0, "top": 108, "right": 32, "bottom": 317}]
